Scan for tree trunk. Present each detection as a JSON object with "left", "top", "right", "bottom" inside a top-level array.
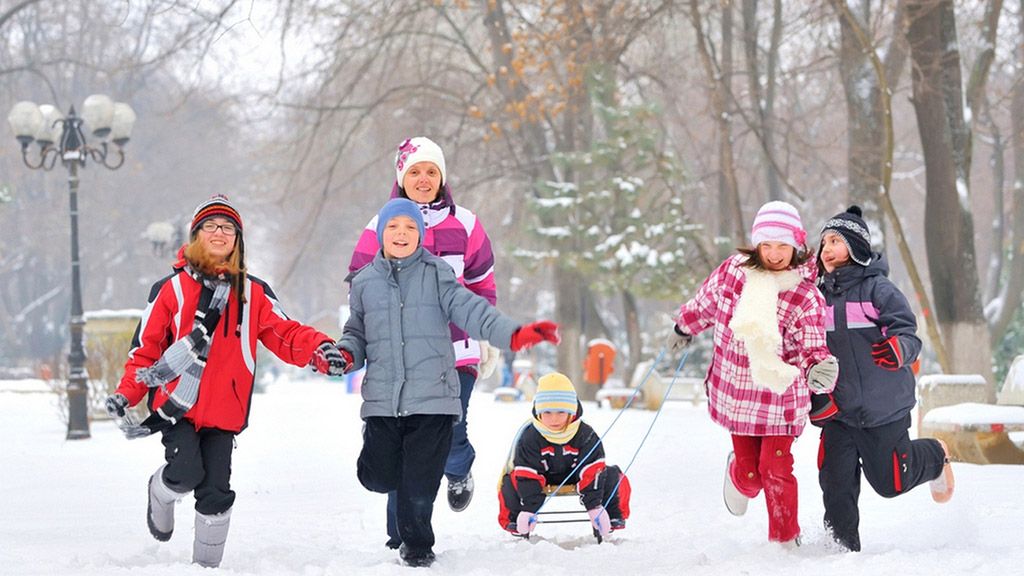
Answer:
[
  {"left": 832, "top": 0, "right": 950, "bottom": 371},
  {"left": 837, "top": 1, "right": 884, "bottom": 212},
  {"left": 690, "top": 1, "right": 745, "bottom": 252},
  {"left": 556, "top": 266, "right": 586, "bottom": 397},
  {"left": 989, "top": 0, "right": 1024, "bottom": 341},
  {"left": 906, "top": 0, "right": 994, "bottom": 391},
  {"left": 742, "top": 0, "right": 782, "bottom": 201},
  {"left": 622, "top": 289, "right": 642, "bottom": 388}
]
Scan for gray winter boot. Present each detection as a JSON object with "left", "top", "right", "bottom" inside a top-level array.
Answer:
[
  {"left": 193, "top": 508, "right": 232, "bottom": 568},
  {"left": 148, "top": 465, "right": 185, "bottom": 542}
]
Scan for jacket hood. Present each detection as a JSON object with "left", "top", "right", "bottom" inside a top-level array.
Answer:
[
  {"left": 173, "top": 244, "right": 188, "bottom": 271},
  {"left": 820, "top": 252, "right": 887, "bottom": 293}
]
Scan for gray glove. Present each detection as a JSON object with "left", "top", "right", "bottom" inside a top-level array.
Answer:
[
  {"left": 105, "top": 392, "right": 152, "bottom": 440},
  {"left": 105, "top": 393, "right": 129, "bottom": 418},
  {"left": 807, "top": 356, "right": 839, "bottom": 393},
  {"left": 665, "top": 324, "right": 693, "bottom": 353}
]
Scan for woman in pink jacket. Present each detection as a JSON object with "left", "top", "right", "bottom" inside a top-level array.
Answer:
[{"left": 667, "top": 201, "right": 838, "bottom": 547}]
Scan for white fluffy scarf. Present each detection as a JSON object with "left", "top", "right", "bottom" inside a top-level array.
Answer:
[{"left": 728, "top": 267, "right": 802, "bottom": 394}]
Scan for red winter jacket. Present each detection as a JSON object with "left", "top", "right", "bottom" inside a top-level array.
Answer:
[{"left": 117, "top": 264, "right": 331, "bottom": 433}]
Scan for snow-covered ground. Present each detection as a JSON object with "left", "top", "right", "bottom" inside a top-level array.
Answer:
[{"left": 2, "top": 376, "right": 1023, "bottom": 575}]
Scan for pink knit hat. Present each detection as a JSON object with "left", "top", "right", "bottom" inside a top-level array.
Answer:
[{"left": 750, "top": 201, "right": 806, "bottom": 248}]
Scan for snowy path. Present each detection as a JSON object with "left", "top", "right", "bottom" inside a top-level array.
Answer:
[{"left": 2, "top": 378, "right": 1023, "bottom": 575}]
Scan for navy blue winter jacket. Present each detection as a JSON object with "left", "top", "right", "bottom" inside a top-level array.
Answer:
[{"left": 819, "top": 254, "right": 922, "bottom": 428}]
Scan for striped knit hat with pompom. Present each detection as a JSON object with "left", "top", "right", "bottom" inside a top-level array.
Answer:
[
  {"left": 533, "top": 372, "right": 579, "bottom": 414},
  {"left": 191, "top": 194, "right": 243, "bottom": 236}
]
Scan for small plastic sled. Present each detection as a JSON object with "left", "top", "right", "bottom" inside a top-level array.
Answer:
[{"left": 523, "top": 484, "right": 606, "bottom": 544}]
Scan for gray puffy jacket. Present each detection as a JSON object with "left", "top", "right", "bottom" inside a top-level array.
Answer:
[{"left": 340, "top": 247, "right": 518, "bottom": 419}]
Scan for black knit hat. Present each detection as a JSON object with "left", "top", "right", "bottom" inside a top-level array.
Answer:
[{"left": 821, "top": 205, "right": 872, "bottom": 266}]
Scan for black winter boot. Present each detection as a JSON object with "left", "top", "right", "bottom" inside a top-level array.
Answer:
[
  {"left": 399, "top": 544, "right": 436, "bottom": 567},
  {"left": 446, "top": 473, "right": 474, "bottom": 512}
]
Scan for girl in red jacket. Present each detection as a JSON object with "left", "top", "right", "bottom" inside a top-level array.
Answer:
[{"left": 104, "top": 195, "right": 345, "bottom": 568}]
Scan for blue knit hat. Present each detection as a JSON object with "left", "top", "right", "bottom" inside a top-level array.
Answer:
[{"left": 376, "top": 198, "right": 425, "bottom": 244}]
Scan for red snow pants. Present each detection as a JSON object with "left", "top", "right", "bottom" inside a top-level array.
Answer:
[{"left": 731, "top": 434, "right": 799, "bottom": 543}]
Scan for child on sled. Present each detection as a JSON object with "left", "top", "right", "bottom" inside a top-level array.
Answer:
[{"left": 497, "top": 372, "right": 631, "bottom": 539}]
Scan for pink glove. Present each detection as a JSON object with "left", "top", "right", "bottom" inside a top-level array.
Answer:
[
  {"left": 588, "top": 506, "right": 611, "bottom": 538},
  {"left": 515, "top": 511, "right": 536, "bottom": 536}
]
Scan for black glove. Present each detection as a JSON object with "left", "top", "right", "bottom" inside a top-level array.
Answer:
[
  {"left": 105, "top": 393, "right": 129, "bottom": 418},
  {"left": 809, "top": 393, "right": 839, "bottom": 427}
]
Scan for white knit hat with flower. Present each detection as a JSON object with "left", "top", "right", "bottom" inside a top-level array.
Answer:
[
  {"left": 395, "top": 136, "right": 447, "bottom": 187},
  {"left": 750, "top": 200, "right": 807, "bottom": 248}
]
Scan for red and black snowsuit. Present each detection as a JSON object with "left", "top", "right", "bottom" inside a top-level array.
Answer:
[{"left": 497, "top": 418, "right": 631, "bottom": 532}]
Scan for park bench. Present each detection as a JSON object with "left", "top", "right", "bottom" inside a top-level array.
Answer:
[
  {"left": 918, "top": 373, "right": 1024, "bottom": 465},
  {"left": 596, "top": 360, "right": 705, "bottom": 410}
]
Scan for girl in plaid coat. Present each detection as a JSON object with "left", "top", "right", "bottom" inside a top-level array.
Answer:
[{"left": 667, "top": 201, "right": 839, "bottom": 546}]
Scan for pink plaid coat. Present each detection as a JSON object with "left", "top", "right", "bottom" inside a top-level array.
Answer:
[{"left": 675, "top": 254, "right": 831, "bottom": 437}]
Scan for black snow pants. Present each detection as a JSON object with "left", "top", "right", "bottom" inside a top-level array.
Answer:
[
  {"left": 357, "top": 414, "right": 453, "bottom": 553},
  {"left": 817, "top": 414, "right": 946, "bottom": 551},
  {"left": 160, "top": 419, "right": 236, "bottom": 515}
]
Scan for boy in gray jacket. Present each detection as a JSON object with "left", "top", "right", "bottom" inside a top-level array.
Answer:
[{"left": 335, "top": 198, "right": 559, "bottom": 567}]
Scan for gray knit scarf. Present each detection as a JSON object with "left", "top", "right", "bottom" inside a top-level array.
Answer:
[{"left": 126, "top": 267, "right": 231, "bottom": 437}]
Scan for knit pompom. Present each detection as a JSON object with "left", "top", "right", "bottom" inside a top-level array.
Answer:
[{"left": 846, "top": 205, "right": 863, "bottom": 218}]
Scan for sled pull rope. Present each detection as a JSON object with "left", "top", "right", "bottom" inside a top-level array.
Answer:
[
  {"left": 602, "top": 349, "right": 690, "bottom": 510},
  {"left": 533, "top": 348, "right": 668, "bottom": 516}
]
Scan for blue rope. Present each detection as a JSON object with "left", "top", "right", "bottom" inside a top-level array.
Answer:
[
  {"left": 531, "top": 348, "right": 668, "bottom": 520},
  {"left": 601, "top": 349, "right": 690, "bottom": 511}
]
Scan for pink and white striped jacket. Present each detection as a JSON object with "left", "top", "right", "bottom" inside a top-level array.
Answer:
[
  {"left": 675, "top": 254, "right": 831, "bottom": 437},
  {"left": 347, "top": 183, "right": 497, "bottom": 369}
]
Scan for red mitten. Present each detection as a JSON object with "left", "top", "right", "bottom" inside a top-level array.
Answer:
[
  {"left": 510, "top": 320, "right": 560, "bottom": 352},
  {"left": 871, "top": 336, "right": 903, "bottom": 370}
]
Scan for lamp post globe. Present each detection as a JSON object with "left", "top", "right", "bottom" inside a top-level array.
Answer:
[{"left": 7, "top": 95, "right": 136, "bottom": 440}]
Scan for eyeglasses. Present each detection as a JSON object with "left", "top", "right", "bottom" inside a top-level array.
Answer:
[{"left": 200, "top": 221, "right": 237, "bottom": 236}]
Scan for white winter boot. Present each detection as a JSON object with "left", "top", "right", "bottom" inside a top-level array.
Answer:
[
  {"left": 148, "top": 465, "right": 185, "bottom": 541},
  {"left": 723, "top": 452, "right": 751, "bottom": 517},
  {"left": 193, "top": 508, "right": 232, "bottom": 568},
  {"left": 930, "top": 439, "right": 955, "bottom": 503}
]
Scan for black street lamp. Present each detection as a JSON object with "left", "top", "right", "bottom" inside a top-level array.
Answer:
[{"left": 7, "top": 95, "right": 136, "bottom": 440}]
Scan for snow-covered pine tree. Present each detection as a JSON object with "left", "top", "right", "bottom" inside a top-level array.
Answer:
[{"left": 522, "top": 76, "right": 711, "bottom": 375}]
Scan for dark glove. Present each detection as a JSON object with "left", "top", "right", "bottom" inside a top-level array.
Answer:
[
  {"left": 510, "top": 321, "right": 560, "bottom": 352},
  {"left": 310, "top": 342, "right": 350, "bottom": 376},
  {"left": 106, "top": 392, "right": 158, "bottom": 439},
  {"left": 871, "top": 336, "right": 903, "bottom": 370},
  {"left": 105, "top": 393, "right": 129, "bottom": 418},
  {"left": 665, "top": 324, "right": 693, "bottom": 353},
  {"left": 809, "top": 393, "right": 839, "bottom": 427}
]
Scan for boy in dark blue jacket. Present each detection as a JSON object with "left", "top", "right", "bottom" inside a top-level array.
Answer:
[{"left": 815, "top": 206, "right": 955, "bottom": 552}]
